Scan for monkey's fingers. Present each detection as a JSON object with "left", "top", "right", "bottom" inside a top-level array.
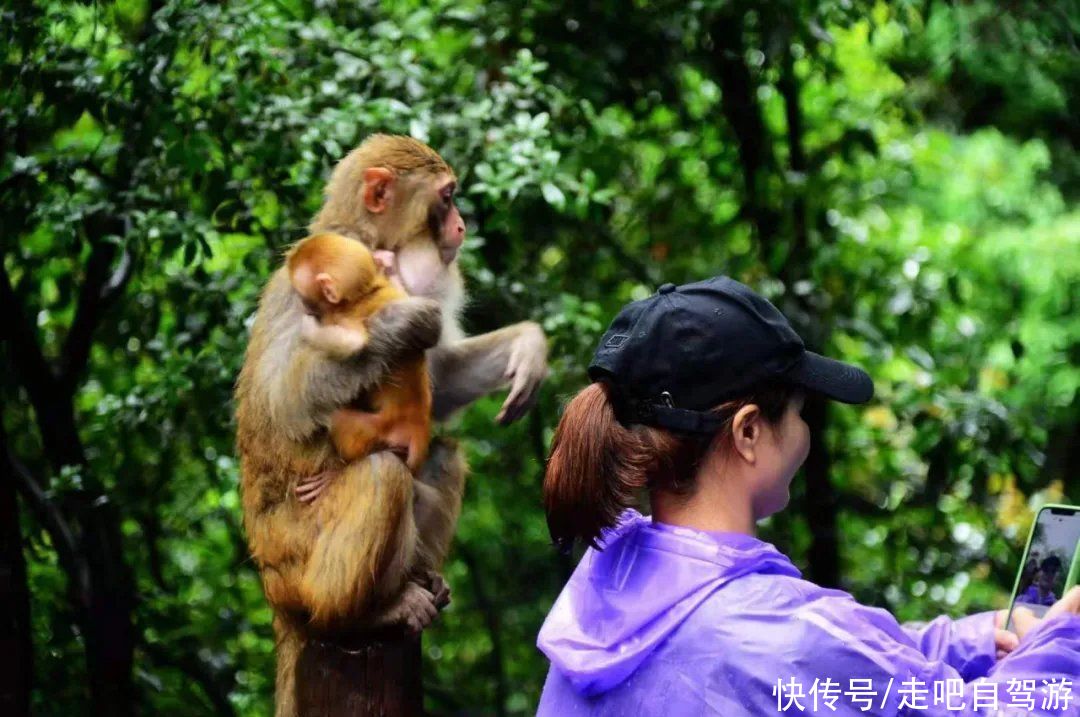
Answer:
[
  {"left": 433, "top": 582, "right": 451, "bottom": 609},
  {"left": 497, "top": 370, "right": 539, "bottom": 425},
  {"left": 416, "top": 594, "right": 439, "bottom": 629},
  {"left": 503, "top": 342, "right": 526, "bottom": 382},
  {"left": 496, "top": 370, "right": 526, "bottom": 424},
  {"left": 295, "top": 488, "right": 323, "bottom": 504},
  {"left": 398, "top": 583, "right": 439, "bottom": 634},
  {"left": 498, "top": 327, "right": 549, "bottom": 421},
  {"left": 512, "top": 373, "right": 544, "bottom": 421},
  {"left": 295, "top": 472, "right": 334, "bottom": 503},
  {"left": 425, "top": 571, "right": 452, "bottom": 609},
  {"left": 296, "top": 474, "right": 331, "bottom": 492},
  {"left": 297, "top": 470, "right": 329, "bottom": 486},
  {"left": 295, "top": 486, "right": 328, "bottom": 504}
]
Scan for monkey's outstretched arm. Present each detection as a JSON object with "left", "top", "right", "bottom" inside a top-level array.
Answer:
[{"left": 427, "top": 321, "right": 548, "bottom": 424}]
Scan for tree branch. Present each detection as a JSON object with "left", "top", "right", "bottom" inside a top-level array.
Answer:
[
  {"left": 60, "top": 219, "right": 129, "bottom": 393},
  {"left": 0, "top": 257, "right": 87, "bottom": 467},
  {"left": 778, "top": 39, "right": 809, "bottom": 271},
  {"left": 3, "top": 427, "right": 91, "bottom": 610},
  {"left": 707, "top": 12, "right": 779, "bottom": 240},
  {"left": 0, "top": 262, "right": 60, "bottom": 411},
  {"left": 103, "top": 246, "right": 134, "bottom": 303}
]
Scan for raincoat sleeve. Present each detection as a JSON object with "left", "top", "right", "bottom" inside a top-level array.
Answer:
[
  {"left": 780, "top": 595, "right": 1080, "bottom": 716},
  {"left": 900, "top": 610, "right": 998, "bottom": 680}
]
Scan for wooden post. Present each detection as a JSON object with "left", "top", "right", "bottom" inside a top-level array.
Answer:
[{"left": 295, "top": 631, "right": 424, "bottom": 717}]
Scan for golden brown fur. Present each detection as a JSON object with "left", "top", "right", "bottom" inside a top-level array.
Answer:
[
  {"left": 237, "top": 134, "right": 547, "bottom": 717},
  {"left": 287, "top": 232, "right": 432, "bottom": 471},
  {"left": 311, "top": 134, "right": 453, "bottom": 252},
  {"left": 236, "top": 269, "right": 450, "bottom": 717}
]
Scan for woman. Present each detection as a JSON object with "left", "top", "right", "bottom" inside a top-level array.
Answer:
[
  {"left": 537, "top": 276, "right": 1080, "bottom": 716},
  {"left": 1021, "top": 556, "right": 1063, "bottom": 608}
]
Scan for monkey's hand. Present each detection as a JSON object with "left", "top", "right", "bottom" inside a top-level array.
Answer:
[
  {"left": 300, "top": 315, "right": 369, "bottom": 360},
  {"left": 366, "top": 296, "right": 443, "bottom": 356},
  {"left": 295, "top": 470, "right": 337, "bottom": 504},
  {"left": 496, "top": 321, "right": 549, "bottom": 425},
  {"left": 377, "top": 581, "right": 441, "bottom": 635}
]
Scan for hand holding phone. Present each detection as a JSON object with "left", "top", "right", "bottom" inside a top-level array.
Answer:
[
  {"left": 1005, "top": 604, "right": 1039, "bottom": 641},
  {"left": 1005, "top": 504, "right": 1080, "bottom": 633},
  {"left": 1044, "top": 585, "right": 1080, "bottom": 622}
]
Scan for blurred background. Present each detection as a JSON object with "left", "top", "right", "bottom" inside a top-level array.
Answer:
[{"left": 2, "top": 0, "right": 1078, "bottom": 714}]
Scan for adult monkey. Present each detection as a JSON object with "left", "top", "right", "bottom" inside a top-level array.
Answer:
[{"left": 236, "top": 135, "right": 548, "bottom": 716}]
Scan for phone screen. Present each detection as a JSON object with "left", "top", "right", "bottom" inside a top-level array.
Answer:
[{"left": 1006, "top": 505, "right": 1080, "bottom": 630}]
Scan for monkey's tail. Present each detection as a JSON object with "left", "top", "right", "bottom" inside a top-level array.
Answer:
[{"left": 273, "top": 617, "right": 302, "bottom": 717}]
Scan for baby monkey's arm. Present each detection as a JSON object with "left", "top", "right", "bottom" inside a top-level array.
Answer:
[{"left": 299, "top": 314, "right": 369, "bottom": 360}]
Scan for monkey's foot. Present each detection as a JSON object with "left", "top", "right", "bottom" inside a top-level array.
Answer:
[
  {"left": 380, "top": 581, "right": 440, "bottom": 635},
  {"left": 423, "top": 570, "right": 451, "bottom": 609}
]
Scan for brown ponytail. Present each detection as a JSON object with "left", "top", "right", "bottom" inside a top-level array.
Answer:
[{"left": 543, "top": 380, "right": 799, "bottom": 553}]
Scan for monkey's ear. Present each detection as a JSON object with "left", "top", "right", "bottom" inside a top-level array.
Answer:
[
  {"left": 315, "top": 273, "right": 342, "bottom": 304},
  {"left": 362, "top": 167, "right": 395, "bottom": 213}
]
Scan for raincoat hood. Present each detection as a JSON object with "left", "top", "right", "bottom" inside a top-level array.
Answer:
[{"left": 537, "top": 509, "right": 802, "bottom": 697}]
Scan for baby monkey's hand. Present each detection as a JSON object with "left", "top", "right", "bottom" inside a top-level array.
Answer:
[{"left": 295, "top": 469, "right": 338, "bottom": 504}]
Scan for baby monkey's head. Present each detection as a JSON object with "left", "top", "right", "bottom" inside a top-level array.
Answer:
[{"left": 287, "top": 232, "right": 388, "bottom": 314}]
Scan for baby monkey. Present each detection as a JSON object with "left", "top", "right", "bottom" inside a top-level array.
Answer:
[{"left": 287, "top": 232, "right": 432, "bottom": 489}]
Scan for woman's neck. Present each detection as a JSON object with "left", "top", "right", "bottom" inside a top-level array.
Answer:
[{"left": 650, "top": 480, "right": 757, "bottom": 537}]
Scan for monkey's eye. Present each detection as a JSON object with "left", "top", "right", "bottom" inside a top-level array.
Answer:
[{"left": 440, "top": 183, "right": 456, "bottom": 206}]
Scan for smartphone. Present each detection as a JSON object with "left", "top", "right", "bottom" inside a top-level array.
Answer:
[{"left": 1005, "top": 503, "right": 1080, "bottom": 631}]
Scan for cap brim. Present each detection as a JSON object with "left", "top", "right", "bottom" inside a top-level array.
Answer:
[{"left": 785, "top": 351, "right": 874, "bottom": 404}]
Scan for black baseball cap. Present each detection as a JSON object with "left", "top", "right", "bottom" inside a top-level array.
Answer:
[{"left": 588, "top": 275, "right": 874, "bottom": 434}]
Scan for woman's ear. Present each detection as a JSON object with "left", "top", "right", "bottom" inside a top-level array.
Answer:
[{"left": 730, "top": 404, "right": 761, "bottom": 464}]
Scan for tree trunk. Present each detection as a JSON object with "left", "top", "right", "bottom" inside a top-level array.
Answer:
[
  {"left": 0, "top": 458, "right": 32, "bottom": 717},
  {"left": 77, "top": 497, "right": 138, "bottom": 717},
  {"left": 295, "top": 634, "right": 424, "bottom": 716},
  {"left": 708, "top": 11, "right": 780, "bottom": 240},
  {"left": 802, "top": 395, "right": 840, "bottom": 588}
]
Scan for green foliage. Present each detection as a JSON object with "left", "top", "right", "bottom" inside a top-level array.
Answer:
[{"left": 2, "top": 0, "right": 1077, "bottom": 715}]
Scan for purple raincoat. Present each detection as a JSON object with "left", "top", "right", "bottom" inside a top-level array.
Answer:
[{"left": 537, "top": 510, "right": 1080, "bottom": 715}]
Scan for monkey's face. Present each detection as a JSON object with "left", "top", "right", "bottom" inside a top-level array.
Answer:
[
  {"left": 425, "top": 172, "right": 465, "bottom": 266},
  {"left": 370, "top": 170, "right": 465, "bottom": 264},
  {"left": 378, "top": 171, "right": 465, "bottom": 301}
]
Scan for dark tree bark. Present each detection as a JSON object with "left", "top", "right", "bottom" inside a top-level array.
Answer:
[
  {"left": 295, "top": 635, "right": 424, "bottom": 716},
  {"left": 801, "top": 396, "right": 841, "bottom": 587},
  {"left": 0, "top": 421, "right": 32, "bottom": 717},
  {"left": 707, "top": 11, "right": 781, "bottom": 242},
  {"left": 1, "top": 239, "right": 138, "bottom": 717},
  {"left": 778, "top": 41, "right": 810, "bottom": 269},
  {"left": 707, "top": 13, "right": 843, "bottom": 585},
  {"left": 0, "top": 2, "right": 179, "bottom": 713},
  {"left": 777, "top": 36, "right": 841, "bottom": 588}
]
